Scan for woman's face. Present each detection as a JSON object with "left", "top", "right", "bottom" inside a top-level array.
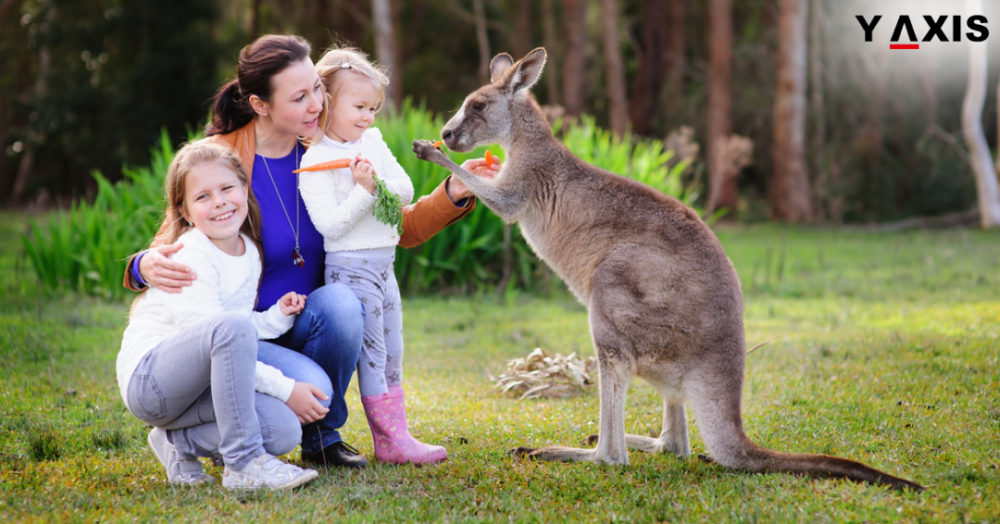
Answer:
[
  {"left": 255, "top": 59, "right": 324, "bottom": 138},
  {"left": 325, "top": 74, "right": 380, "bottom": 143}
]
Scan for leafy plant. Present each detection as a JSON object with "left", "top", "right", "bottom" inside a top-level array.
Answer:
[
  {"left": 21, "top": 131, "right": 173, "bottom": 299},
  {"left": 21, "top": 105, "right": 701, "bottom": 298}
]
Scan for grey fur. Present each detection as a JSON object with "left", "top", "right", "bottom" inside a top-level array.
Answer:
[{"left": 412, "top": 48, "right": 923, "bottom": 491}]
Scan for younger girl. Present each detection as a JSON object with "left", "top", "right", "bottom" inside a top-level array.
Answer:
[
  {"left": 117, "top": 141, "right": 325, "bottom": 489},
  {"left": 298, "top": 47, "right": 442, "bottom": 464}
]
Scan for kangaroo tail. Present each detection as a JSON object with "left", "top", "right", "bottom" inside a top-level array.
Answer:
[
  {"left": 715, "top": 440, "right": 925, "bottom": 491},
  {"left": 689, "top": 376, "right": 924, "bottom": 491}
]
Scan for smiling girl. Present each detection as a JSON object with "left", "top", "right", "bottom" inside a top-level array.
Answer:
[
  {"left": 117, "top": 142, "right": 324, "bottom": 489},
  {"left": 296, "top": 47, "right": 488, "bottom": 465}
]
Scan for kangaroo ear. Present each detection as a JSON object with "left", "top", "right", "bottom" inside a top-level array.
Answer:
[
  {"left": 490, "top": 53, "right": 514, "bottom": 83},
  {"left": 506, "top": 47, "right": 546, "bottom": 95}
]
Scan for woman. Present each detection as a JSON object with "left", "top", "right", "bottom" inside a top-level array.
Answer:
[{"left": 123, "top": 34, "right": 492, "bottom": 468}]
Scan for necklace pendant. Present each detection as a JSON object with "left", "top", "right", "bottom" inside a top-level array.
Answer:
[{"left": 293, "top": 248, "right": 305, "bottom": 267}]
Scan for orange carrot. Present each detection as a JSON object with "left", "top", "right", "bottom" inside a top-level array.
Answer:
[
  {"left": 484, "top": 150, "right": 498, "bottom": 168},
  {"left": 433, "top": 140, "right": 443, "bottom": 149},
  {"left": 293, "top": 158, "right": 351, "bottom": 173}
]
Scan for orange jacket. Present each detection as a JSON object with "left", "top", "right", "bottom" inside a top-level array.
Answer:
[{"left": 123, "top": 122, "right": 474, "bottom": 290}]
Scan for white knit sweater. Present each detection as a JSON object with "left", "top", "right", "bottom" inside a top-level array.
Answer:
[
  {"left": 299, "top": 128, "right": 414, "bottom": 253},
  {"left": 117, "top": 229, "right": 295, "bottom": 409}
]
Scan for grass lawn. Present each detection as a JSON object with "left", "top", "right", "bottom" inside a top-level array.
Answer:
[{"left": 1, "top": 210, "right": 998, "bottom": 522}]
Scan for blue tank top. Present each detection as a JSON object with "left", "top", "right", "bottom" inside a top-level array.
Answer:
[{"left": 250, "top": 142, "right": 325, "bottom": 311}]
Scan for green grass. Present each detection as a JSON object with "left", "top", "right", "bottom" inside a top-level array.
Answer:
[{"left": 1, "top": 211, "right": 998, "bottom": 522}]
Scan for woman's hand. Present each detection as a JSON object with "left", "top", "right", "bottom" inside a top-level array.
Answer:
[
  {"left": 139, "top": 242, "right": 195, "bottom": 293},
  {"left": 285, "top": 382, "right": 330, "bottom": 424},
  {"left": 448, "top": 158, "right": 501, "bottom": 201},
  {"left": 350, "top": 156, "right": 377, "bottom": 194},
  {"left": 277, "top": 292, "right": 306, "bottom": 316}
]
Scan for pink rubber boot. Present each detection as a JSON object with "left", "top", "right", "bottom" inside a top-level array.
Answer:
[{"left": 361, "top": 385, "right": 447, "bottom": 464}]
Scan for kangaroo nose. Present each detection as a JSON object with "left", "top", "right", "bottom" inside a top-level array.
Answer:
[{"left": 442, "top": 129, "right": 453, "bottom": 141}]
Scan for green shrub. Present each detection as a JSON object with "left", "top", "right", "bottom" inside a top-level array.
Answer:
[
  {"left": 21, "top": 106, "right": 700, "bottom": 299},
  {"left": 21, "top": 131, "right": 172, "bottom": 300}
]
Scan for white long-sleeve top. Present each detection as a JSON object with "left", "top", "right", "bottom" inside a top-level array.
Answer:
[
  {"left": 117, "top": 228, "right": 295, "bottom": 409},
  {"left": 298, "top": 128, "right": 414, "bottom": 252}
]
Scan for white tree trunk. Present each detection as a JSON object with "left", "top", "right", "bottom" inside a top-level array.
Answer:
[{"left": 961, "top": 0, "right": 1000, "bottom": 228}]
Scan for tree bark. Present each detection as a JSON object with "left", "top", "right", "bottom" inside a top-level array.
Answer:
[
  {"left": 771, "top": 0, "right": 812, "bottom": 222},
  {"left": 473, "top": 0, "right": 491, "bottom": 84},
  {"left": 372, "top": 0, "right": 401, "bottom": 114},
  {"left": 541, "top": 0, "right": 560, "bottom": 105},
  {"left": 808, "top": 0, "right": 829, "bottom": 221},
  {"left": 962, "top": 0, "right": 1000, "bottom": 228},
  {"left": 662, "top": 0, "right": 686, "bottom": 130},
  {"left": 629, "top": 0, "right": 667, "bottom": 135},
  {"left": 601, "top": 0, "right": 629, "bottom": 136},
  {"left": 562, "top": 0, "right": 587, "bottom": 117},
  {"left": 511, "top": 0, "right": 533, "bottom": 59},
  {"left": 706, "top": 0, "right": 734, "bottom": 214}
]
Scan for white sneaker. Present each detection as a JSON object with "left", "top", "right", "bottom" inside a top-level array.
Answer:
[
  {"left": 222, "top": 453, "right": 318, "bottom": 490},
  {"left": 147, "top": 427, "right": 213, "bottom": 485}
]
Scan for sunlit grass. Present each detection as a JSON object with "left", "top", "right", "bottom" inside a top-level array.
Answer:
[{"left": 1, "top": 212, "right": 998, "bottom": 521}]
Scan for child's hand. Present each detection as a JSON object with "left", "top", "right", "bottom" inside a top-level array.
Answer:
[
  {"left": 278, "top": 291, "right": 306, "bottom": 316},
  {"left": 350, "top": 156, "right": 377, "bottom": 195},
  {"left": 286, "top": 381, "right": 330, "bottom": 424}
]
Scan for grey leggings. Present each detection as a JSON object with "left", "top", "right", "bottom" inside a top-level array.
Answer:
[
  {"left": 126, "top": 312, "right": 301, "bottom": 470},
  {"left": 325, "top": 248, "right": 403, "bottom": 397}
]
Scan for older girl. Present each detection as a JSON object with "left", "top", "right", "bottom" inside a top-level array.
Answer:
[{"left": 118, "top": 141, "right": 320, "bottom": 489}]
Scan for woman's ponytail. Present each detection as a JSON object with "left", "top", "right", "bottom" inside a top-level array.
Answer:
[{"left": 204, "top": 35, "right": 312, "bottom": 137}]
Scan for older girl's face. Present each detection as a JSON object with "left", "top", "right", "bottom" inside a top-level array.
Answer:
[
  {"left": 180, "top": 161, "right": 249, "bottom": 255},
  {"left": 254, "top": 59, "right": 324, "bottom": 139}
]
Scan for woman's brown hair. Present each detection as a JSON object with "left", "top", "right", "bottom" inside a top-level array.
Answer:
[{"left": 206, "top": 34, "right": 312, "bottom": 136}]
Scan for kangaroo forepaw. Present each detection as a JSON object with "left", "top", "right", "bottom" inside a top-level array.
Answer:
[{"left": 412, "top": 139, "right": 451, "bottom": 168}]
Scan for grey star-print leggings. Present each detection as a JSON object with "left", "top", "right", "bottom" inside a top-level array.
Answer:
[{"left": 324, "top": 247, "right": 403, "bottom": 397}]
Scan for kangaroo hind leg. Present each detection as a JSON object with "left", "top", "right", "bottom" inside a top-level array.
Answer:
[{"left": 621, "top": 397, "right": 690, "bottom": 458}]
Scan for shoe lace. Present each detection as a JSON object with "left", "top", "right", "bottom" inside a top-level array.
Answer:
[{"left": 336, "top": 441, "right": 361, "bottom": 455}]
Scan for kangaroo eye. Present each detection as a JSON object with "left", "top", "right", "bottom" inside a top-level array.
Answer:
[{"left": 471, "top": 102, "right": 486, "bottom": 112}]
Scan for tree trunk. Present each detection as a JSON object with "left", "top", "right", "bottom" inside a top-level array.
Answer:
[
  {"left": 601, "top": 0, "right": 629, "bottom": 136},
  {"left": 372, "top": 0, "right": 401, "bottom": 114},
  {"left": 562, "top": 0, "right": 587, "bottom": 117},
  {"left": 250, "top": 0, "right": 260, "bottom": 38},
  {"left": 808, "top": 0, "right": 830, "bottom": 221},
  {"left": 962, "top": 0, "right": 1000, "bottom": 228},
  {"left": 472, "top": 0, "right": 491, "bottom": 84},
  {"left": 511, "top": 0, "right": 533, "bottom": 59},
  {"left": 541, "top": 0, "right": 560, "bottom": 105},
  {"left": 629, "top": 0, "right": 667, "bottom": 135},
  {"left": 706, "top": 0, "right": 734, "bottom": 214},
  {"left": 662, "top": 0, "right": 686, "bottom": 130},
  {"left": 771, "top": 0, "right": 812, "bottom": 222}
]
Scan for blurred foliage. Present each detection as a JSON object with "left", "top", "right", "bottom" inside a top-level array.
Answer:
[
  {"left": 1, "top": 0, "right": 993, "bottom": 222},
  {"left": 20, "top": 103, "right": 698, "bottom": 299},
  {"left": 3, "top": 0, "right": 219, "bottom": 202},
  {"left": 21, "top": 131, "right": 173, "bottom": 299}
]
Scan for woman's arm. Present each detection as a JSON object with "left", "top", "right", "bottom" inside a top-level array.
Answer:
[{"left": 397, "top": 158, "right": 498, "bottom": 248}]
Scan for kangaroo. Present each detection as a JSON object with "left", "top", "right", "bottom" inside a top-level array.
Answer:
[{"left": 412, "top": 48, "right": 923, "bottom": 491}]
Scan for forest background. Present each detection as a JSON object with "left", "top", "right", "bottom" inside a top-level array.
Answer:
[{"left": 3, "top": 0, "right": 1000, "bottom": 226}]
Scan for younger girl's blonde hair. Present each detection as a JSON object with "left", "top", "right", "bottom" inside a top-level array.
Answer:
[
  {"left": 152, "top": 140, "right": 262, "bottom": 254},
  {"left": 315, "top": 46, "right": 390, "bottom": 133}
]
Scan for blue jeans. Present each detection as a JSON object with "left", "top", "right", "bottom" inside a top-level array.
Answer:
[
  {"left": 126, "top": 313, "right": 301, "bottom": 470},
  {"left": 257, "top": 283, "right": 363, "bottom": 455}
]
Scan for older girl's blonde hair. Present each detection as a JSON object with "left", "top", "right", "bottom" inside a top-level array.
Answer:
[
  {"left": 152, "top": 141, "right": 262, "bottom": 254},
  {"left": 315, "top": 46, "right": 390, "bottom": 133}
]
